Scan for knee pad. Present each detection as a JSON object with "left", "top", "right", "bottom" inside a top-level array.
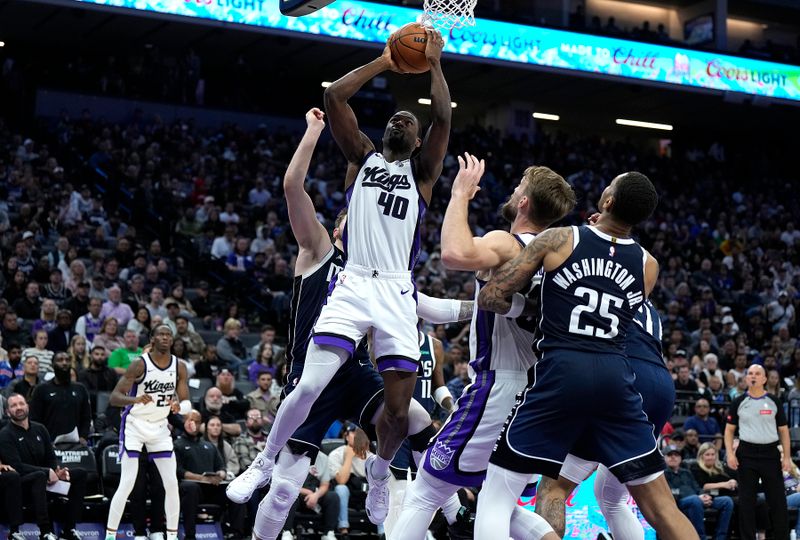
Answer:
[
  {"left": 263, "top": 477, "right": 301, "bottom": 514},
  {"left": 408, "top": 424, "right": 436, "bottom": 453}
]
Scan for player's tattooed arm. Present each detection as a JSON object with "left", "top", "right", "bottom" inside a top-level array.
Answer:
[
  {"left": 478, "top": 227, "right": 571, "bottom": 314},
  {"left": 458, "top": 300, "right": 475, "bottom": 321},
  {"left": 109, "top": 358, "right": 150, "bottom": 407}
]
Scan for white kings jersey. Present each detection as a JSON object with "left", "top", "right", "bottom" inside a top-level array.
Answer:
[
  {"left": 126, "top": 353, "right": 178, "bottom": 422},
  {"left": 469, "top": 233, "right": 542, "bottom": 374},
  {"left": 343, "top": 152, "right": 424, "bottom": 272}
]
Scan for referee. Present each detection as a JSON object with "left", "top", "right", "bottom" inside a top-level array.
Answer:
[{"left": 725, "top": 364, "right": 792, "bottom": 540}]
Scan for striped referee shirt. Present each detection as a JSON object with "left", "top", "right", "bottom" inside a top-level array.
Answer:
[{"left": 726, "top": 391, "right": 787, "bottom": 445}]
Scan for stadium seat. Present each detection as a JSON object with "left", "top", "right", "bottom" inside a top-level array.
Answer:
[
  {"left": 239, "top": 333, "right": 261, "bottom": 350},
  {"left": 235, "top": 379, "right": 255, "bottom": 394},
  {"left": 101, "top": 444, "right": 123, "bottom": 495},
  {"left": 321, "top": 438, "right": 345, "bottom": 456},
  {"left": 189, "top": 377, "right": 214, "bottom": 406}
]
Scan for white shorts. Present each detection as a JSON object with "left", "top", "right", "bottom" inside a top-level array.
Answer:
[
  {"left": 312, "top": 263, "right": 420, "bottom": 372},
  {"left": 422, "top": 370, "right": 528, "bottom": 487},
  {"left": 120, "top": 411, "right": 174, "bottom": 458}
]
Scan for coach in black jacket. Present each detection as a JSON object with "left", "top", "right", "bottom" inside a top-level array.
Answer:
[{"left": 0, "top": 393, "right": 87, "bottom": 540}]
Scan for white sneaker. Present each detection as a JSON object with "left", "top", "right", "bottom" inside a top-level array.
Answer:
[
  {"left": 280, "top": 531, "right": 294, "bottom": 540},
  {"left": 320, "top": 531, "right": 337, "bottom": 540},
  {"left": 9, "top": 533, "right": 25, "bottom": 540},
  {"left": 148, "top": 533, "right": 165, "bottom": 540},
  {"left": 135, "top": 536, "right": 148, "bottom": 540},
  {"left": 365, "top": 454, "right": 390, "bottom": 525},
  {"left": 43, "top": 534, "right": 60, "bottom": 540},
  {"left": 226, "top": 455, "right": 274, "bottom": 503}
]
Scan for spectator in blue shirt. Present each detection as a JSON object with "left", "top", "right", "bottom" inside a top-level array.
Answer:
[
  {"left": 446, "top": 356, "right": 470, "bottom": 401},
  {"left": 683, "top": 398, "right": 723, "bottom": 449}
]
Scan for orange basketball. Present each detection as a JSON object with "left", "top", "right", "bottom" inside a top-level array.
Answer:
[{"left": 389, "top": 22, "right": 431, "bottom": 74}]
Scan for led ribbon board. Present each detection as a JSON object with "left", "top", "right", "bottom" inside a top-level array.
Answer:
[{"left": 72, "top": 0, "right": 800, "bottom": 102}]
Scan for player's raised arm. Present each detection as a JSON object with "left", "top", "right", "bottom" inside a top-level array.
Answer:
[
  {"left": 441, "top": 153, "right": 518, "bottom": 271},
  {"left": 283, "top": 108, "right": 333, "bottom": 259},
  {"left": 416, "top": 28, "right": 451, "bottom": 187},
  {"left": 478, "top": 227, "right": 573, "bottom": 314},
  {"left": 416, "top": 292, "right": 473, "bottom": 323},
  {"left": 109, "top": 358, "right": 149, "bottom": 407},
  {"left": 324, "top": 46, "right": 399, "bottom": 165}
]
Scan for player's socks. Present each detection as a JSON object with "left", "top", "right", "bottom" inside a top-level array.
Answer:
[
  {"left": 371, "top": 455, "right": 391, "bottom": 479},
  {"left": 105, "top": 530, "right": 116, "bottom": 540}
]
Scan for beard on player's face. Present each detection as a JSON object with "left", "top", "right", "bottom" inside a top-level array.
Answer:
[{"left": 501, "top": 194, "right": 520, "bottom": 224}]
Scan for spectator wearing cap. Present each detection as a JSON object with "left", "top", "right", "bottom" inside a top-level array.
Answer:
[
  {"left": 100, "top": 285, "right": 134, "bottom": 327},
  {"left": 216, "top": 318, "right": 247, "bottom": 374},
  {"left": 163, "top": 301, "right": 195, "bottom": 336},
  {"left": 196, "top": 196, "right": 216, "bottom": 223},
  {"left": 725, "top": 364, "right": 792, "bottom": 540},
  {"left": 42, "top": 268, "right": 72, "bottom": 306},
  {"left": 764, "top": 290, "right": 795, "bottom": 332},
  {"left": 719, "top": 315, "right": 737, "bottom": 344},
  {"left": 200, "top": 385, "right": 242, "bottom": 437},
  {"left": 684, "top": 398, "right": 723, "bottom": 449},
  {"left": 13, "top": 282, "right": 41, "bottom": 320},
  {"left": 682, "top": 429, "right": 701, "bottom": 460},
  {"left": 664, "top": 444, "right": 733, "bottom": 540},
  {"left": 64, "top": 281, "right": 91, "bottom": 319}
]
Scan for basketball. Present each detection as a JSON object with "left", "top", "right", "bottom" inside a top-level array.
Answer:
[{"left": 389, "top": 22, "right": 431, "bottom": 74}]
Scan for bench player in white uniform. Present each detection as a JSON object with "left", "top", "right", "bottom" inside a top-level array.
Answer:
[
  {"left": 389, "top": 154, "right": 575, "bottom": 540},
  {"left": 105, "top": 325, "right": 191, "bottom": 540},
  {"left": 231, "top": 28, "right": 452, "bottom": 524}
]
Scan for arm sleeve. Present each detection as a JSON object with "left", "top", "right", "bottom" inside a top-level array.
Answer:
[
  {"left": 416, "top": 293, "right": 464, "bottom": 324},
  {"left": 772, "top": 394, "right": 788, "bottom": 427}
]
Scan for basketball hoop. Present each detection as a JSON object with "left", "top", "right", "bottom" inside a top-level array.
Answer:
[{"left": 420, "top": 0, "right": 477, "bottom": 31}]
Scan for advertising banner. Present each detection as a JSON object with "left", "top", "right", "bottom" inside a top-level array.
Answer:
[{"left": 68, "top": 0, "right": 800, "bottom": 102}]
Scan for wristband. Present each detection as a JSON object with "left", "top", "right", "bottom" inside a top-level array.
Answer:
[
  {"left": 179, "top": 400, "right": 193, "bottom": 415},
  {"left": 504, "top": 293, "right": 526, "bottom": 319},
  {"left": 433, "top": 386, "right": 453, "bottom": 409}
]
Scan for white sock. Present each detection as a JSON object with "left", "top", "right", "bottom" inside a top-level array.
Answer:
[{"left": 372, "top": 456, "right": 391, "bottom": 479}]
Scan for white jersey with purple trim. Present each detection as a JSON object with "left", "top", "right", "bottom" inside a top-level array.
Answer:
[
  {"left": 128, "top": 353, "right": 178, "bottom": 422},
  {"left": 468, "top": 233, "right": 541, "bottom": 374},
  {"left": 343, "top": 152, "right": 425, "bottom": 272}
]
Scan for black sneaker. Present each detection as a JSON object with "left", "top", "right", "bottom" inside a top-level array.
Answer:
[
  {"left": 60, "top": 529, "right": 82, "bottom": 540},
  {"left": 447, "top": 506, "right": 475, "bottom": 540}
]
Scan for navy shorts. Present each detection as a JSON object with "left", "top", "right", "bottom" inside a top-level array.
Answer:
[
  {"left": 283, "top": 357, "right": 384, "bottom": 460},
  {"left": 490, "top": 351, "right": 664, "bottom": 483}
]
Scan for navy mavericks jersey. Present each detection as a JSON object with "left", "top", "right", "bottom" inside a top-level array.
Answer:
[
  {"left": 414, "top": 332, "right": 436, "bottom": 414},
  {"left": 627, "top": 300, "right": 664, "bottom": 368},
  {"left": 286, "top": 245, "right": 345, "bottom": 374},
  {"left": 537, "top": 225, "right": 646, "bottom": 354}
]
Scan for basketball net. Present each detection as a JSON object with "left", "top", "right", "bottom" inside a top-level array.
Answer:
[{"left": 421, "top": 0, "right": 477, "bottom": 30}]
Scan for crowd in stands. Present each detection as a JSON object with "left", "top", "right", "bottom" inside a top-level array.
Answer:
[{"left": 0, "top": 88, "right": 797, "bottom": 537}]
